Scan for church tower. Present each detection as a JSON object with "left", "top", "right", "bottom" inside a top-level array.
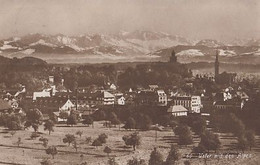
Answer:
[
  {"left": 215, "top": 50, "right": 219, "bottom": 79},
  {"left": 170, "top": 49, "right": 177, "bottom": 63}
]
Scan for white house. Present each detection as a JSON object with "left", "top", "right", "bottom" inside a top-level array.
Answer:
[
  {"left": 157, "top": 90, "right": 167, "bottom": 106},
  {"left": 59, "top": 99, "right": 75, "bottom": 112},
  {"left": 117, "top": 96, "right": 125, "bottom": 105},
  {"left": 103, "top": 91, "right": 115, "bottom": 105},
  {"left": 167, "top": 105, "right": 188, "bottom": 117},
  {"left": 110, "top": 84, "right": 117, "bottom": 90},
  {"left": 33, "top": 91, "right": 51, "bottom": 101}
]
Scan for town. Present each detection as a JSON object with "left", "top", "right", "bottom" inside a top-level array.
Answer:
[{"left": 0, "top": 49, "right": 259, "bottom": 165}]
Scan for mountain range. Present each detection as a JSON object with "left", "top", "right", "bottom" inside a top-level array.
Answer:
[{"left": 0, "top": 30, "right": 259, "bottom": 64}]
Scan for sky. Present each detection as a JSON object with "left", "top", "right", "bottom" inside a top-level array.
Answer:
[{"left": 0, "top": 0, "right": 259, "bottom": 42}]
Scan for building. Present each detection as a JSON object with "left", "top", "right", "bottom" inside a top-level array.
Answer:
[
  {"left": 35, "top": 97, "right": 75, "bottom": 114},
  {"left": 157, "top": 90, "right": 167, "bottom": 106},
  {"left": 149, "top": 85, "right": 159, "bottom": 91},
  {"left": 116, "top": 96, "right": 125, "bottom": 105},
  {"left": 49, "top": 76, "right": 54, "bottom": 84},
  {"left": 59, "top": 99, "right": 75, "bottom": 111},
  {"left": 167, "top": 105, "right": 188, "bottom": 117},
  {"left": 109, "top": 84, "right": 117, "bottom": 90},
  {"left": 33, "top": 90, "right": 51, "bottom": 101},
  {"left": 214, "top": 50, "right": 237, "bottom": 85},
  {"left": 171, "top": 95, "right": 201, "bottom": 113},
  {"left": 169, "top": 49, "right": 177, "bottom": 63},
  {"left": 215, "top": 50, "right": 219, "bottom": 80}
]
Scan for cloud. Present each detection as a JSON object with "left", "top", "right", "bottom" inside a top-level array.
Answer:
[{"left": 0, "top": 0, "right": 259, "bottom": 42}]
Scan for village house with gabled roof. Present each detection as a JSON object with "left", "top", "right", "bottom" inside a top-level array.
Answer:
[{"left": 167, "top": 105, "right": 188, "bottom": 117}]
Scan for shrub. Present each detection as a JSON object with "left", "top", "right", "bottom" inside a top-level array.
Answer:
[
  {"left": 103, "top": 146, "right": 112, "bottom": 156},
  {"left": 148, "top": 148, "right": 163, "bottom": 165},
  {"left": 92, "top": 139, "right": 102, "bottom": 148}
]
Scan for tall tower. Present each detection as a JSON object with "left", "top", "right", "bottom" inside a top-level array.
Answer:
[
  {"left": 215, "top": 50, "right": 219, "bottom": 79},
  {"left": 170, "top": 49, "right": 177, "bottom": 63}
]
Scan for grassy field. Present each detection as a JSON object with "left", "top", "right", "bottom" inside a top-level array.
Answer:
[{"left": 0, "top": 121, "right": 259, "bottom": 165}]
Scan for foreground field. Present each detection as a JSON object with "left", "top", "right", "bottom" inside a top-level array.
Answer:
[{"left": 0, "top": 122, "right": 259, "bottom": 165}]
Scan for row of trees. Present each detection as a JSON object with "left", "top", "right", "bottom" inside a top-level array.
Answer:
[{"left": 107, "top": 145, "right": 185, "bottom": 165}]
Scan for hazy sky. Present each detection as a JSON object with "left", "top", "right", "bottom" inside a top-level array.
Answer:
[{"left": 0, "top": 0, "right": 259, "bottom": 41}]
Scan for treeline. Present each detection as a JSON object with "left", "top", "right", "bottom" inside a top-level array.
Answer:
[{"left": 0, "top": 56, "right": 191, "bottom": 92}]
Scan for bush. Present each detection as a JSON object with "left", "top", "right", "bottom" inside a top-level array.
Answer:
[
  {"left": 92, "top": 139, "right": 102, "bottom": 148},
  {"left": 148, "top": 148, "right": 163, "bottom": 165},
  {"left": 165, "top": 145, "right": 180, "bottom": 165},
  {"left": 199, "top": 130, "right": 221, "bottom": 152},
  {"left": 97, "top": 133, "right": 108, "bottom": 144},
  {"left": 127, "top": 157, "right": 146, "bottom": 165},
  {"left": 31, "top": 132, "right": 40, "bottom": 139},
  {"left": 103, "top": 146, "right": 112, "bottom": 156},
  {"left": 175, "top": 125, "right": 193, "bottom": 146}
]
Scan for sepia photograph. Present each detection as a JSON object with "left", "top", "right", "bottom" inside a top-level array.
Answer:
[{"left": 0, "top": 0, "right": 259, "bottom": 164}]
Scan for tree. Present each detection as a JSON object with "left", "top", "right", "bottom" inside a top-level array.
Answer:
[
  {"left": 25, "top": 108, "right": 43, "bottom": 132},
  {"left": 76, "top": 131, "right": 83, "bottom": 138},
  {"left": 67, "top": 114, "right": 78, "bottom": 126},
  {"left": 10, "top": 131, "right": 16, "bottom": 137},
  {"left": 175, "top": 125, "right": 193, "bottom": 146},
  {"left": 138, "top": 114, "right": 152, "bottom": 130},
  {"left": 229, "top": 113, "right": 245, "bottom": 138},
  {"left": 39, "top": 137, "right": 49, "bottom": 148},
  {"left": 108, "top": 112, "right": 121, "bottom": 129},
  {"left": 82, "top": 116, "right": 94, "bottom": 127},
  {"left": 92, "top": 139, "right": 102, "bottom": 148},
  {"left": 122, "top": 132, "right": 141, "bottom": 151},
  {"left": 59, "top": 111, "right": 69, "bottom": 120},
  {"left": 73, "top": 140, "right": 78, "bottom": 152},
  {"left": 191, "top": 117, "right": 206, "bottom": 135},
  {"left": 104, "top": 146, "right": 112, "bottom": 157},
  {"left": 199, "top": 130, "right": 221, "bottom": 153},
  {"left": 92, "top": 110, "right": 106, "bottom": 121},
  {"left": 46, "top": 146, "right": 58, "bottom": 159},
  {"left": 127, "top": 157, "right": 147, "bottom": 165},
  {"left": 124, "top": 117, "right": 136, "bottom": 130},
  {"left": 165, "top": 145, "right": 180, "bottom": 165},
  {"left": 3, "top": 114, "right": 23, "bottom": 130},
  {"left": 63, "top": 134, "right": 76, "bottom": 146},
  {"left": 110, "top": 116, "right": 121, "bottom": 129},
  {"left": 245, "top": 130, "right": 255, "bottom": 150},
  {"left": 148, "top": 148, "right": 164, "bottom": 165},
  {"left": 16, "top": 137, "right": 22, "bottom": 147},
  {"left": 85, "top": 137, "right": 92, "bottom": 144},
  {"left": 44, "top": 120, "right": 55, "bottom": 135},
  {"left": 236, "top": 136, "right": 248, "bottom": 153}
]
